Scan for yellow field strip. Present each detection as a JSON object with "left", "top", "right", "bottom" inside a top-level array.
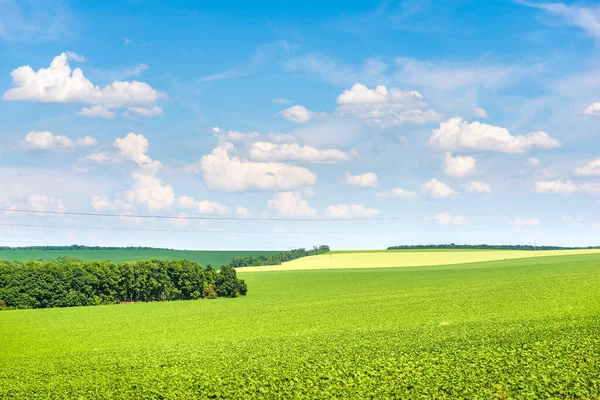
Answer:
[{"left": 236, "top": 249, "right": 600, "bottom": 272}]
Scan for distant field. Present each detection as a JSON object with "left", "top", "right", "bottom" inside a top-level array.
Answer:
[
  {"left": 0, "top": 249, "right": 278, "bottom": 266},
  {"left": 1, "top": 254, "right": 599, "bottom": 398},
  {"left": 238, "top": 248, "right": 600, "bottom": 272}
]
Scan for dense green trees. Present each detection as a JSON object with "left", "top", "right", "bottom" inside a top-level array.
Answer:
[
  {"left": 387, "top": 244, "right": 600, "bottom": 250},
  {"left": 0, "top": 245, "right": 169, "bottom": 251},
  {"left": 229, "top": 245, "right": 330, "bottom": 268},
  {"left": 0, "top": 259, "right": 247, "bottom": 310}
]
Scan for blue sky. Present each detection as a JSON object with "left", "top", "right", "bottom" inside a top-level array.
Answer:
[{"left": 1, "top": 0, "right": 600, "bottom": 250}]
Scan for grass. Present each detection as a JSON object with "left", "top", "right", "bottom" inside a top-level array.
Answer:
[
  {"left": 238, "top": 248, "right": 600, "bottom": 271},
  {"left": 1, "top": 252, "right": 600, "bottom": 398},
  {"left": 0, "top": 249, "right": 277, "bottom": 266}
]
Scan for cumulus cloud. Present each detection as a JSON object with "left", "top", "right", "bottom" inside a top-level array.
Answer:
[
  {"left": 194, "top": 143, "right": 317, "bottom": 192},
  {"left": 507, "top": 217, "right": 540, "bottom": 228},
  {"left": 325, "top": 204, "right": 380, "bottom": 218},
  {"left": 250, "top": 142, "right": 350, "bottom": 164},
  {"left": 376, "top": 187, "right": 419, "bottom": 199},
  {"left": 2, "top": 52, "right": 166, "bottom": 118},
  {"left": 344, "top": 172, "right": 378, "bottom": 188},
  {"left": 422, "top": 179, "right": 456, "bottom": 199},
  {"left": 443, "top": 152, "right": 476, "bottom": 178},
  {"left": 583, "top": 102, "right": 600, "bottom": 116},
  {"left": 125, "top": 167, "right": 175, "bottom": 211},
  {"left": 278, "top": 105, "right": 323, "bottom": 124},
  {"left": 425, "top": 213, "right": 465, "bottom": 225},
  {"left": 90, "top": 195, "right": 135, "bottom": 212},
  {"left": 122, "top": 105, "right": 163, "bottom": 118},
  {"left": 429, "top": 118, "right": 561, "bottom": 153},
  {"left": 534, "top": 180, "right": 579, "bottom": 194},
  {"left": 580, "top": 183, "right": 600, "bottom": 196},
  {"left": 573, "top": 158, "right": 600, "bottom": 176},
  {"left": 76, "top": 105, "right": 116, "bottom": 118},
  {"left": 268, "top": 191, "right": 317, "bottom": 217},
  {"left": 464, "top": 181, "right": 491, "bottom": 193},
  {"left": 114, "top": 133, "right": 154, "bottom": 165},
  {"left": 4, "top": 194, "right": 66, "bottom": 214},
  {"left": 21, "top": 131, "right": 97, "bottom": 151},
  {"left": 474, "top": 107, "right": 489, "bottom": 119},
  {"left": 526, "top": 158, "right": 541, "bottom": 167},
  {"left": 335, "top": 83, "right": 443, "bottom": 128},
  {"left": 176, "top": 195, "right": 228, "bottom": 215}
]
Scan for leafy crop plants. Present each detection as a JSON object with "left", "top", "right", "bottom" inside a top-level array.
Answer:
[{"left": 1, "top": 252, "right": 599, "bottom": 398}]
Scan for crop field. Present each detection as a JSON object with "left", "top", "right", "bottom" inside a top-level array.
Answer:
[
  {"left": 1, "top": 252, "right": 600, "bottom": 398},
  {"left": 237, "top": 248, "right": 600, "bottom": 272},
  {"left": 0, "top": 249, "right": 277, "bottom": 266}
]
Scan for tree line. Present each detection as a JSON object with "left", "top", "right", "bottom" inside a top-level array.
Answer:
[
  {"left": 229, "top": 245, "right": 330, "bottom": 268},
  {"left": 387, "top": 244, "right": 600, "bottom": 251},
  {"left": 0, "top": 245, "right": 170, "bottom": 251},
  {"left": 0, "top": 257, "right": 246, "bottom": 310}
]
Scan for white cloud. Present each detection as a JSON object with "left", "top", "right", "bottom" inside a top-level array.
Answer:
[
  {"left": 507, "top": 217, "right": 540, "bottom": 228},
  {"left": 3, "top": 52, "right": 166, "bottom": 117},
  {"left": 249, "top": 142, "right": 350, "bottom": 164},
  {"left": 464, "top": 181, "right": 491, "bottom": 193},
  {"left": 124, "top": 63, "right": 149, "bottom": 77},
  {"left": 376, "top": 187, "right": 419, "bottom": 199},
  {"left": 443, "top": 152, "right": 476, "bottom": 178},
  {"left": 215, "top": 130, "right": 260, "bottom": 143},
  {"left": 90, "top": 195, "right": 135, "bottom": 212},
  {"left": 212, "top": 127, "right": 221, "bottom": 133},
  {"left": 526, "top": 157, "right": 541, "bottom": 167},
  {"left": 65, "top": 51, "right": 86, "bottom": 62},
  {"left": 573, "top": 158, "right": 600, "bottom": 176},
  {"left": 76, "top": 105, "right": 116, "bottom": 118},
  {"left": 195, "top": 143, "right": 318, "bottom": 192},
  {"left": 518, "top": 1, "right": 600, "bottom": 39},
  {"left": 429, "top": 117, "right": 561, "bottom": 153},
  {"left": 273, "top": 98, "right": 291, "bottom": 104},
  {"left": 122, "top": 105, "right": 163, "bottom": 117},
  {"left": 21, "top": 131, "right": 97, "bottom": 151},
  {"left": 125, "top": 167, "right": 175, "bottom": 211},
  {"left": 534, "top": 180, "right": 579, "bottom": 194},
  {"left": 267, "top": 191, "right": 317, "bottom": 217},
  {"left": 278, "top": 105, "right": 322, "bottom": 124},
  {"left": 176, "top": 195, "right": 228, "bottom": 215},
  {"left": 325, "top": 204, "right": 380, "bottom": 218},
  {"left": 336, "top": 83, "right": 442, "bottom": 127},
  {"left": 474, "top": 107, "right": 489, "bottom": 119},
  {"left": 114, "top": 133, "right": 154, "bottom": 165},
  {"left": 422, "top": 179, "right": 456, "bottom": 199},
  {"left": 7, "top": 194, "right": 67, "bottom": 213},
  {"left": 425, "top": 213, "right": 465, "bottom": 225},
  {"left": 344, "top": 172, "right": 378, "bottom": 188},
  {"left": 583, "top": 102, "right": 600, "bottom": 116},
  {"left": 236, "top": 207, "right": 249, "bottom": 218}
]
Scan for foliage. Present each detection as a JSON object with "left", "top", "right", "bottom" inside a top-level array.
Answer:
[
  {"left": 229, "top": 245, "right": 330, "bottom": 268},
  {"left": 0, "top": 259, "right": 247, "bottom": 309},
  {"left": 0, "top": 253, "right": 599, "bottom": 398},
  {"left": 0, "top": 248, "right": 279, "bottom": 266},
  {"left": 387, "top": 243, "right": 600, "bottom": 250}
]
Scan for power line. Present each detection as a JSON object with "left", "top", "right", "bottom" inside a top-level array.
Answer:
[{"left": 0, "top": 208, "right": 398, "bottom": 221}]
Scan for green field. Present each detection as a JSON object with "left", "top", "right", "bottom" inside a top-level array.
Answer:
[
  {"left": 0, "top": 249, "right": 277, "bottom": 266},
  {"left": 237, "top": 248, "right": 600, "bottom": 271},
  {"left": 1, "top": 252, "right": 599, "bottom": 398}
]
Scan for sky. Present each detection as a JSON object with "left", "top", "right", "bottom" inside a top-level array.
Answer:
[{"left": 1, "top": 0, "right": 600, "bottom": 250}]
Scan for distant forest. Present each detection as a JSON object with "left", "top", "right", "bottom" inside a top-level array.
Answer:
[
  {"left": 0, "top": 245, "right": 172, "bottom": 251},
  {"left": 229, "top": 245, "right": 330, "bottom": 268},
  {"left": 387, "top": 244, "right": 600, "bottom": 251}
]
